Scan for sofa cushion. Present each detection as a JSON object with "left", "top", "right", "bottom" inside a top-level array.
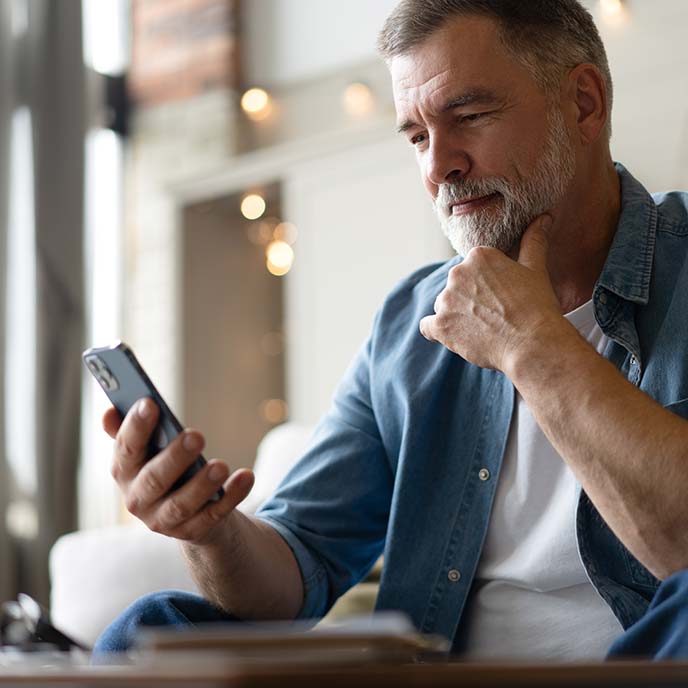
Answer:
[{"left": 49, "top": 523, "right": 197, "bottom": 646}]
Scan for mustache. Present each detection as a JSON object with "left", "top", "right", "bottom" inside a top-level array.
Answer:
[{"left": 435, "top": 177, "right": 510, "bottom": 207}]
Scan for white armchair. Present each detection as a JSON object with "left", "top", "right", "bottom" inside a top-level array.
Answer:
[{"left": 49, "top": 422, "right": 315, "bottom": 647}]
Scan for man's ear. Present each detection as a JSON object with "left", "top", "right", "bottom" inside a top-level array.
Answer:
[{"left": 566, "top": 63, "right": 609, "bottom": 145}]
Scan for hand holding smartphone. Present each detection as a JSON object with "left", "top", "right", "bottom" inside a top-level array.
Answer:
[{"left": 83, "top": 341, "right": 224, "bottom": 503}]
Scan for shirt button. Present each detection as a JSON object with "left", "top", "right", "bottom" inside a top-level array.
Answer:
[
  {"left": 478, "top": 468, "right": 490, "bottom": 481},
  {"left": 599, "top": 292, "right": 608, "bottom": 305},
  {"left": 448, "top": 569, "right": 461, "bottom": 583},
  {"left": 630, "top": 355, "right": 638, "bottom": 366}
]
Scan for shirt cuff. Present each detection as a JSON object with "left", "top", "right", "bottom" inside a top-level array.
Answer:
[{"left": 255, "top": 515, "right": 329, "bottom": 620}]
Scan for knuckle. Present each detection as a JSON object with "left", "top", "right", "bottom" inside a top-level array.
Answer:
[
  {"left": 110, "top": 459, "right": 122, "bottom": 482},
  {"left": 125, "top": 492, "right": 141, "bottom": 516},
  {"left": 435, "top": 291, "right": 449, "bottom": 312},
  {"left": 140, "top": 468, "right": 166, "bottom": 498},
  {"left": 204, "top": 505, "right": 225, "bottom": 526},
  {"left": 147, "top": 517, "right": 164, "bottom": 535},
  {"left": 165, "top": 497, "right": 193, "bottom": 525},
  {"left": 466, "top": 246, "right": 484, "bottom": 262},
  {"left": 448, "top": 264, "right": 462, "bottom": 279},
  {"left": 471, "top": 245, "right": 496, "bottom": 262},
  {"left": 115, "top": 433, "right": 138, "bottom": 461}
]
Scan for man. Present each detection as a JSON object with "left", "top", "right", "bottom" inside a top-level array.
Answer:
[{"left": 95, "top": 0, "right": 688, "bottom": 659}]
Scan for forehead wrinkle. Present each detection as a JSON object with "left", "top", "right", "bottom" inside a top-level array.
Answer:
[
  {"left": 396, "top": 86, "right": 504, "bottom": 134},
  {"left": 393, "top": 69, "right": 461, "bottom": 133}
]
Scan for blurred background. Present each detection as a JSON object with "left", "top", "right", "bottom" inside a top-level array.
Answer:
[{"left": 0, "top": 0, "right": 686, "bottom": 606}]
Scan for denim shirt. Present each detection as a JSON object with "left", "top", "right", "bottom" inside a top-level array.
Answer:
[{"left": 257, "top": 164, "right": 688, "bottom": 644}]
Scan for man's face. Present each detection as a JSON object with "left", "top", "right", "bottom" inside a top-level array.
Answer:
[{"left": 391, "top": 16, "right": 576, "bottom": 257}]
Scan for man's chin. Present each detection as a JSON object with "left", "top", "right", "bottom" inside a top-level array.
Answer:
[{"left": 443, "top": 227, "right": 522, "bottom": 259}]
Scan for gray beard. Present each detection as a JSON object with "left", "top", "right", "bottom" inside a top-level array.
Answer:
[{"left": 434, "top": 107, "right": 576, "bottom": 257}]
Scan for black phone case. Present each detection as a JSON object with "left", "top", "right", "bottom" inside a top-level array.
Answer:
[{"left": 83, "top": 341, "right": 223, "bottom": 501}]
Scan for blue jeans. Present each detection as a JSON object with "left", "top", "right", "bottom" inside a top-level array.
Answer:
[{"left": 93, "top": 569, "right": 688, "bottom": 658}]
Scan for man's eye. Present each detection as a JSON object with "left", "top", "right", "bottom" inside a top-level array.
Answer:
[
  {"left": 460, "top": 112, "right": 488, "bottom": 125},
  {"left": 410, "top": 133, "right": 427, "bottom": 145}
]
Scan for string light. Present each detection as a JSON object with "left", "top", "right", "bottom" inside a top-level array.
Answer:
[
  {"left": 599, "top": 0, "right": 628, "bottom": 25},
  {"left": 266, "top": 240, "right": 294, "bottom": 276},
  {"left": 241, "top": 88, "right": 273, "bottom": 122},
  {"left": 342, "top": 82, "right": 375, "bottom": 117},
  {"left": 240, "top": 193, "right": 266, "bottom": 220},
  {"left": 247, "top": 219, "right": 277, "bottom": 245},
  {"left": 600, "top": 0, "right": 623, "bottom": 15},
  {"left": 260, "top": 398, "right": 288, "bottom": 424},
  {"left": 273, "top": 222, "right": 298, "bottom": 244}
]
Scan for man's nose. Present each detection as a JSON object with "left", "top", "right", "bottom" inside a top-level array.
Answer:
[{"left": 425, "top": 136, "right": 470, "bottom": 187}]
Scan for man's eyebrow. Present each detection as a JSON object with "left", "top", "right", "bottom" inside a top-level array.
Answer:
[
  {"left": 397, "top": 119, "right": 418, "bottom": 135},
  {"left": 443, "top": 89, "right": 501, "bottom": 111},
  {"left": 396, "top": 89, "right": 502, "bottom": 135}
]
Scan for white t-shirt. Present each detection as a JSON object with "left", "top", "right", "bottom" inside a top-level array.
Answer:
[{"left": 461, "top": 300, "right": 623, "bottom": 661}]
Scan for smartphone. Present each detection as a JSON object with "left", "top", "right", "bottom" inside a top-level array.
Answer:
[{"left": 83, "top": 341, "right": 224, "bottom": 502}]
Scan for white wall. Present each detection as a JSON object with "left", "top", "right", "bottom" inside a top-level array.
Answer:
[
  {"left": 597, "top": 0, "right": 688, "bottom": 191},
  {"left": 242, "top": 0, "right": 400, "bottom": 87}
]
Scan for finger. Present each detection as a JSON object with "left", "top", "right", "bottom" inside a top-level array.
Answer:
[
  {"left": 175, "top": 469, "right": 255, "bottom": 543},
  {"left": 149, "top": 458, "right": 231, "bottom": 533},
  {"left": 102, "top": 407, "right": 123, "bottom": 438},
  {"left": 127, "top": 428, "right": 206, "bottom": 513},
  {"left": 419, "top": 315, "right": 438, "bottom": 342},
  {"left": 220, "top": 468, "right": 255, "bottom": 510},
  {"left": 517, "top": 214, "right": 553, "bottom": 271},
  {"left": 433, "top": 285, "right": 451, "bottom": 314},
  {"left": 112, "top": 398, "right": 160, "bottom": 479}
]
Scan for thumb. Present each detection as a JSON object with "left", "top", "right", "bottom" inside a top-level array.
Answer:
[{"left": 518, "top": 214, "right": 553, "bottom": 271}]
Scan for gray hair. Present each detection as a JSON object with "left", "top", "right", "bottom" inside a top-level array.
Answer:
[{"left": 378, "top": 0, "right": 613, "bottom": 134}]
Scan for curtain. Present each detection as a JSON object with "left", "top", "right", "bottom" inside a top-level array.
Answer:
[
  {"left": 31, "top": 0, "right": 86, "bottom": 603},
  {"left": 0, "top": 0, "right": 17, "bottom": 602},
  {"left": 0, "top": 0, "right": 85, "bottom": 604}
]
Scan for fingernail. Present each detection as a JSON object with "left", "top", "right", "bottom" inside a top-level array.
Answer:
[
  {"left": 183, "top": 432, "right": 202, "bottom": 452},
  {"left": 208, "top": 463, "right": 227, "bottom": 483},
  {"left": 138, "top": 399, "right": 151, "bottom": 418}
]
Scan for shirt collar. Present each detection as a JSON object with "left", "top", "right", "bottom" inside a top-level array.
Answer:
[{"left": 595, "top": 163, "right": 658, "bottom": 305}]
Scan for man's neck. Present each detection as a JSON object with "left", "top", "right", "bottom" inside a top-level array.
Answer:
[{"left": 547, "top": 160, "right": 621, "bottom": 314}]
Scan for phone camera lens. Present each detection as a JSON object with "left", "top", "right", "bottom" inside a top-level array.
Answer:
[{"left": 85, "top": 355, "right": 119, "bottom": 391}]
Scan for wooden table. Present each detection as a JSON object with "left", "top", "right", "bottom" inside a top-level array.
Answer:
[{"left": 1, "top": 657, "right": 688, "bottom": 687}]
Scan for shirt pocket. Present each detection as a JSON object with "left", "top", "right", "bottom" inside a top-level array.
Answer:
[{"left": 663, "top": 397, "right": 688, "bottom": 420}]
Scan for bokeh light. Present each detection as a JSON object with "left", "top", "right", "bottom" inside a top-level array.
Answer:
[
  {"left": 240, "top": 193, "right": 266, "bottom": 220},
  {"left": 260, "top": 398, "right": 289, "bottom": 424},
  {"left": 599, "top": 0, "right": 628, "bottom": 24},
  {"left": 273, "top": 222, "right": 298, "bottom": 244},
  {"left": 342, "top": 82, "right": 375, "bottom": 117},
  {"left": 600, "top": 0, "right": 623, "bottom": 15},
  {"left": 241, "top": 88, "right": 273, "bottom": 121},
  {"left": 266, "top": 240, "right": 294, "bottom": 276}
]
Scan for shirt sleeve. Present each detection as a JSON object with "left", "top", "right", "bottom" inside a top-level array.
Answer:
[{"left": 255, "top": 328, "right": 393, "bottom": 620}]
